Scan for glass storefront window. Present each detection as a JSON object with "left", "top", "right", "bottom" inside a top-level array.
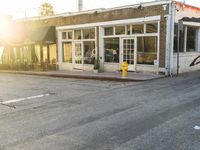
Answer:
[
  {"left": 146, "top": 23, "right": 158, "bottom": 33},
  {"left": 43, "top": 46, "right": 48, "bottom": 62},
  {"left": 22, "top": 46, "right": 31, "bottom": 63},
  {"left": 187, "top": 26, "right": 197, "bottom": 52},
  {"left": 63, "top": 42, "right": 72, "bottom": 63},
  {"left": 115, "top": 26, "right": 125, "bottom": 35},
  {"left": 62, "top": 32, "right": 67, "bottom": 39},
  {"left": 83, "top": 28, "right": 95, "bottom": 39},
  {"left": 127, "top": 25, "right": 131, "bottom": 35},
  {"left": 104, "top": 27, "right": 114, "bottom": 36},
  {"left": 104, "top": 38, "right": 119, "bottom": 63},
  {"left": 75, "top": 30, "right": 82, "bottom": 40},
  {"left": 49, "top": 44, "right": 57, "bottom": 64},
  {"left": 2, "top": 48, "right": 9, "bottom": 64},
  {"left": 83, "top": 41, "right": 95, "bottom": 64},
  {"left": 35, "top": 45, "right": 41, "bottom": 63},
  {"left": 132, "top": 24, "right": 144, "bottom": 34},
  {"left": 137, "top": 36, "right": 157, "bottom": 65},
  {"left": 0, "top": 47, "right": 3, "bottom": 64}
]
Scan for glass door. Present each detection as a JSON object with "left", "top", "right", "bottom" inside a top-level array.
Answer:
[
  {"left": 122, "top": 38, "right": 136, "bottom": 71},
  {"left": 74, "top": 42, "right": 83, "bottom": 70}
]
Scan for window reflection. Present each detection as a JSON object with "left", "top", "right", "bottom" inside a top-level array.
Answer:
[
  {"left": 104, "top": 38, "right": 119, "bottom": 63},
  {"left": 74, "top": 30, "right": 82, "bottom": 40},
  {"left": 132, "top": 25, "right": 144, "bottom": 34},
  {"left": 104, "top": 27, "right": 114, "bottom": 36},
  {"left": 84, "top": 41, "right": 95, "bottom": 64},
  {"left": 83, "top": 28, "right": 95, "bottom": 39},
  {"left": 115, "top": 26, "right": 125, "bottom": 35},
  {"left": 137, "top": 36, "right": 157, "bottom": 65},
  {"left": 146, "top": 23, "right": 158, "bottom": 33}
]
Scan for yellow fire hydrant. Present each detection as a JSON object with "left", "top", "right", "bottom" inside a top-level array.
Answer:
[{"left": 122, "top": 62, "right": 128, "bottom": 77}]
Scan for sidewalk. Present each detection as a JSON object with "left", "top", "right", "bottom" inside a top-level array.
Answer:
[{"left": 0, "top": 70, "right": 165, "bottom": 82}]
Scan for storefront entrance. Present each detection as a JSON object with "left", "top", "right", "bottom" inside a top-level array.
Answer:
[
  {"left": 74, "top": 42, "right": 83, "bottom": 70},
  {"left": 121, "top": 38, "right": 136, "bottom": 71}
]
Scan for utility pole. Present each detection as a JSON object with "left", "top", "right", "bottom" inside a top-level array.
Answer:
[{"left": 78, "top": 0, "right": 83, "bottom": 11}]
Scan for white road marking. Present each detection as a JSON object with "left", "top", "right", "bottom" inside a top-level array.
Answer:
[
  {"left": 1, "top": 94, "right": 49, "bottom": 104},
  {"left": 194, "top": 126, "right": 200, "bottom": 130}
]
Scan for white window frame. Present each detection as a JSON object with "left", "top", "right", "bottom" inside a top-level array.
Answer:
[
  {"left": 57, "top": 16, "right": 161, "bottom": 71},
  {"left": 60, "top": 27, "right": 97, "bottom": 65}
]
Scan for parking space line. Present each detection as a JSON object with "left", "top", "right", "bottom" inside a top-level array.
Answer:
[{"left": 1, "top": 94, "right": 49, "bottom": 104}]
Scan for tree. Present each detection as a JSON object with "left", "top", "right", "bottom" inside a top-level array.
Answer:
[{"left": 39, "top": 3, "right": 54, "bottom": 16}]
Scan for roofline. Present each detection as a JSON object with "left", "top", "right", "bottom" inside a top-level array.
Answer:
[{"left": 16, "top": 0, "right": 172, "bottom": 21}]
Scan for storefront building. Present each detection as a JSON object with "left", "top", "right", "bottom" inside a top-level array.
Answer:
[
  {"left": 1, "top": 0, "right": 200, "bottom": 75},
  {"left": 56, "top": 1, "right": 169, "bottom": 73}
]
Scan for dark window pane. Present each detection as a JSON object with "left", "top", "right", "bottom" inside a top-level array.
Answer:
[
  {"left": 62, "top": 32, "right": 67, "bottom": 39},
  {"left": 104, "top": 27, "right": 113, "bottom": 36},
  {"left": 132, "top": 25, "right": 144, "bottom": 34},
  {"left": 187, "top": 26, "right": 197, "bottom": 52},
  {"left": 68, "top": 31, "right": 73, "bottom": 39},
  {"left": 137, "top": 36, "right": 157, "bottom": 65},
  {"left": 104, "top": 38, "right": 119, "bottom": 63},
  {"left": 174, "top": 24, "right": 184, "bottom": 53},
  {"left": 174, "top": 24, "right": 178, "bottom": 52},
  {"left": 146, "top": 23, "right": 158, "bottom": 33},
  {"left": 83, "top": 41, "right": 95, "bottom": 64},
  {"left": 127, "top": 25, "right": 131, "bottom": 35},
  {"left": 115, "top": 26, "right": 125, "bottom": 35},
  {"left": 83, "top": 28, "right": 95, "bottom": 39}
]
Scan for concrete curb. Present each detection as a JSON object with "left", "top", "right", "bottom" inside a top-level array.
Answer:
[{"left": 0, "top": 70, "right": 164, "bottom": 82}]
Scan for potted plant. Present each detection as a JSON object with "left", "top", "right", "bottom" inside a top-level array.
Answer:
[{"left": 93, "top": 59, "right": 100, "bottom": 73}]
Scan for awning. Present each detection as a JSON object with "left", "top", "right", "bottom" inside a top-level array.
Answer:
[
  {"left": 25, "top": 26, "right": 56, "bottom": 44},
  {"left": 182, "top": 17, "right": 200, "bottom": 23},
  {"left": 11, "top": 26, "right": 56, "bottom": 46}
]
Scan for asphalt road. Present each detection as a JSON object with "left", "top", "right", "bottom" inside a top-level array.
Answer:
[{"left": 0, "top": 72, "right": 200, "bottom": 150}]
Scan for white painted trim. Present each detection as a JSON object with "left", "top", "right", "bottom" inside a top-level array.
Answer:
[
  {"left": 57, "top": 31, "right": 63, "bottom": 64},
  {"left": 196, "top": 28, "right": 200, "bottom": 52},
  {"left": 23, "top": 1, "right": 169, "bottom": 21},
  {"left": 95, "top": 26, "right": 98, "bottom": 60},
  {"left": 56, "top": 16, "right": 161, "bottom": 30},
  {"left": 103, "top": 33, "right": 159, "bottom": 38},
  {"left": 183, "top": 22, "right": 200, "bottom": 27}
]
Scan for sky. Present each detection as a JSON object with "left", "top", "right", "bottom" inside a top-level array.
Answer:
[{"left": 0, "top": 0, "right": 199, "bottom": 18}]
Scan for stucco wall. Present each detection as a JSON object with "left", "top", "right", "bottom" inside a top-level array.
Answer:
[{"left": 173, "top": 52, "right": 200, "bottom": 74}]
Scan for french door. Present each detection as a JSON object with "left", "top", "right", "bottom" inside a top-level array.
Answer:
[
  {"left": 121, "top": 38, "right": 136, "bottom": 71},
  {"left": 73, "top": 42, "right": 83, "bottom": 70}
]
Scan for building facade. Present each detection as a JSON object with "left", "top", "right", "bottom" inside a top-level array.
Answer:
[
  {"left": 56, "top": 1, "right": 170, "bottom": 73},
  {"left": 1, "top": 0, "right": 200, "bottom": 75}
]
